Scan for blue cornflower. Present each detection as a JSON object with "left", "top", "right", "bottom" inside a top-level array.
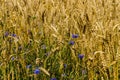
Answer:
[
  {"left": 78, "top": 54, "right": 84, "bottom": 59},
  {"left": 11, "top": 34, "right": 16, "bottom": 37},
  {"left": 69, "top": 41, "right": 75, "bottom": 45},
  {"left": 26, "top": 64, "right": 32, "bottom": 69},
  {"left": 51, "top": 78, "right": 57, "bottom": 80},
  {"left": 34, "top": 69, "right": 40, "bottom": 74},
  {"left": 4, "top": 32, "right": 9, "bottom": 37},
  {"left": 72, "top": 34, "right": 79, "bottom": 38}
]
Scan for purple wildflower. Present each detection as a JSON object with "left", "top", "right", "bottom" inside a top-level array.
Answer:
[
  {"left": 4, "top": 32, "right": 9, "bottom": 37},
  {"left": 11, "top": 56, "right": 15, "bottom": 61},
  {"left": 51, "top": 78, "right": 57, "bottom": 80},
  {"left": 11, "top": 34, "right": 16, "bottom": 37},
  {"left": 78, "top": 54, "right": 84, "bottom": 59},
  {"left": 69, "top": 41, "right": 75, "bottom": 45},
  {"left": 11, "top": 56, "right": 18, "bottom": 61},
  {"left": 63, "top": 64, "right": 67, "bottom": 68},
  {"left": 72, "top": 34, "right": 79, "bottom": 38}
]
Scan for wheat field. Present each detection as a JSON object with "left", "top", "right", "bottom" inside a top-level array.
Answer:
[{"left": 0, "top": 0, "right": 120, "bottom": 80}]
